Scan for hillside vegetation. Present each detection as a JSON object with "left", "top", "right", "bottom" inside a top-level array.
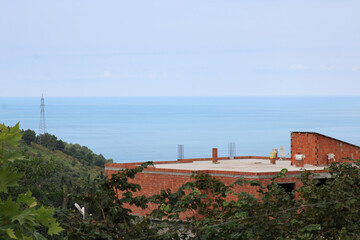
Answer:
[{"left": 9, "top": 128, "right": 112, "bottom": 209}]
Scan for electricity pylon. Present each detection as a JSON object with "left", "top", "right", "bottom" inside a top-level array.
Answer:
[{"left": 38, "top": 94, "right": 47, "bottom": 143}]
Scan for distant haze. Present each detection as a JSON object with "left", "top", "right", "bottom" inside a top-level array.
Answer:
[{"left": 0, "top": 1, "right": 359, "bottom": 96}]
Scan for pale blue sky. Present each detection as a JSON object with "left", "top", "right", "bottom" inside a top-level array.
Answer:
[{"left": 1, "top": 0, "right": 359, "bottom": 96}]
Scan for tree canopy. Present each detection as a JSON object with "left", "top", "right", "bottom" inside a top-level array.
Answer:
[{"left": 22, "top": 129, "right": 36, "bottom": 145}]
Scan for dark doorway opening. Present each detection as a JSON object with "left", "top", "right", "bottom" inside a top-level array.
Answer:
[{"left": 278, "top": 183, "right": 295, "bottom": 194}]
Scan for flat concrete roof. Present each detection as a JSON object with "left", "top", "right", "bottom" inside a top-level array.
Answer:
[{"left": 154, "top": 158, "right": 325, "bottom": 173}]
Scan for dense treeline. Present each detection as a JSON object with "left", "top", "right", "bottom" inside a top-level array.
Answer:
[
  {"left": 63, "top": 143, "right": 109, "bottom": 167},
  {"left": 4, "top": 123, "right": 360, "bottom": 239},
  {"left": 22, "top": 129, "right": 112, "bottom": 167}
]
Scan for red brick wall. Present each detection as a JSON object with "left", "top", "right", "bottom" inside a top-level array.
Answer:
[
  {"left": 316, "top": 134, "right": 360, "bottom": 164},
  {"left": 105, "top": 164, "right": 310, "bottom": 218},
  {"left": 291, "top": 132, "right": 318, "bottom": 165},
  {"left": 291, "top": 132, "right": 360, "bottom": 165}
]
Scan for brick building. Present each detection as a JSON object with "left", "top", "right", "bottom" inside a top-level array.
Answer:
[{"left": 105, "top": 132, "right": 360, "bottom": 216}]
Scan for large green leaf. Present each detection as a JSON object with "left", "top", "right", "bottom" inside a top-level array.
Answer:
[
  {"left": 12, "top": 208, "right": 38, "bottom": 225},
  {"left": 0, "top": 197, "right": 20, "bottom": 218},
  {"left": 5, "top": 228, "right": 17, "bottom": 239},
  {"left": 17, "top": 191, "right": 37, "bottom": 208},
  {"left": 36, "top": 207, "right": 64, "bottom": 235},
  {"left": 0, "top": 167, "right": 24, "bottom": 193}
]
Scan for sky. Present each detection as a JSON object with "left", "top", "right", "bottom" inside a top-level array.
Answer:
[{"left": 0, "top": 0, "right": 359, "bottom": 96}]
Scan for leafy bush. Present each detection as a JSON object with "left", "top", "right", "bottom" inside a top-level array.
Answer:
[
  {"left": 57, "top": 162, "right": 161, "bottom": 239},
  {"left": 150, "top": 163, "right": 360, "bottom": 239},
  {"left": 0, "top": 123, "right": 63, "bottom": 239}
]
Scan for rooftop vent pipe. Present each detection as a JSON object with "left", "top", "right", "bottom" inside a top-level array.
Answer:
[
  {"left": 270, "top": 149, "right": 277, "bottom": 164},
  {"left": 212, "top": 148, "right": 218, "bottom": 164}
]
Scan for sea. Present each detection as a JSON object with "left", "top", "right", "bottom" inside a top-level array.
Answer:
[{"left": 1, "top": 97, "right": 359, "bottom": 163}]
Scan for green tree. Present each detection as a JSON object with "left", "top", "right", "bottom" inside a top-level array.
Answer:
[
  {"left": 9, "top": 157, "right": 65, "bottom": 207},
  {"left": 0, "top": 123, "right": 63, "bottom": 239},
  {"left": 94, "top": 154, "right": 106, "bottom": 167},
  {"left": 63, "top": 143, "right": 110, "bottom": 167},
  {"left": 150, "top": 162, "right": 360, "bottom": 239},
  {"left": 22, "top": 129, "right": 36, "bottom": 145},
  {"left": 55, "top": 139, "right": 65, "bottom": 151},
  {"left": 57, "top": 162, "right": 162, "bottom": 239},
  {"left": 295, "top": 161, "right": 360, "bottom": 239},
  {"left": 37, "top": 133, "right": 57, "bottom": 150}
]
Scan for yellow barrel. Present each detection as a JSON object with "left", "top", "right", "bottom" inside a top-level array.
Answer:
[{"left": 270, "top": 151, "right": 277, "bottom": 159}]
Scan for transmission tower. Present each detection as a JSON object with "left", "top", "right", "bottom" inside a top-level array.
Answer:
[{"left": 38, "top": 94, "right": 47, "bottom": 143}]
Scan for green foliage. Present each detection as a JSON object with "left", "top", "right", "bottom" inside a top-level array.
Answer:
[
  {"left": 63, "top": 143, "right": 111, "bottom": 167},
  {"left": 9, "top": 157, "right": 66, "bottom": 207},
  {"left": 23, "top": 128, "right": 111, "bottom": 168},
  {"left": 22, "top": 129, "right": 36, "bottom": 145},
  {"left": 55, "top": 139, "right": 65, "bottom": 151},
  {"left": 57, "top": 162, "right": 163, "bottom": 239},
  {"left": 0, "top": 123, "right": 63, "bottom": 239},
  {"left": 8, "top": 128, "right": 106, "bottom": 212},
  {"left": 37, "top": 133, "right": 58, "bottom": 150},
  {"left": 150, "top": 162, "right": 360, "bottom": 239},
  {"left": 53, "top": 158, "right": 360, "bottom": 239},
  {"left": 37, "top": 133, "right": 66, "bottom": 152},
  {"left": 295, "top": 161, "right": 360, "bottom": 239}
]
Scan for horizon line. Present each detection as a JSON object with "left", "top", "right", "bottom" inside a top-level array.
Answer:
[{"left": 1, "top": 95, "right": 360, "bottom": 98}]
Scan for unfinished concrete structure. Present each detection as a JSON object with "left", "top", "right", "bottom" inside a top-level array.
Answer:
[{"left": 105, "top": 132, "right": 360, "bottom": 216}]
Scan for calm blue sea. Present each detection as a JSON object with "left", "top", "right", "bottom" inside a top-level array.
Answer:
[{"left": 0, "top": 97, "right": 359, "bottom": 163}]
